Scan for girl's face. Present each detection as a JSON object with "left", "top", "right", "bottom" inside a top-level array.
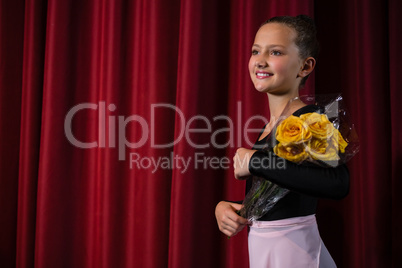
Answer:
[{"left": 248, "top": 23, "right": 304, "bottom": 95}]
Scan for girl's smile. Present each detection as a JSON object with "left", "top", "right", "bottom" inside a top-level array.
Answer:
[{"left": 255, "top": 71, "right": 273, "bottom": 79}]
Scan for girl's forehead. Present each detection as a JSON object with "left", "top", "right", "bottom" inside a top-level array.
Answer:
[{"left": 254, "top": 23, "right": 297, "bottom": 45}]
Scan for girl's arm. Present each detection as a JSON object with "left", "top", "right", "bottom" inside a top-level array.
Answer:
[{"left": 248, "top": 150, "right": 350, "bottom": 199}]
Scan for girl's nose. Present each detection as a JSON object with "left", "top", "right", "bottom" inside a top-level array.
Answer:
[{"left": 255, "top": 58, "right": 267, "bottom": 68}]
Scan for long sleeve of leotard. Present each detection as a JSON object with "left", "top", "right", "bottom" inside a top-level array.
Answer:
[{"left": 248, "top": 150, "right": 349, "bottom": 199}]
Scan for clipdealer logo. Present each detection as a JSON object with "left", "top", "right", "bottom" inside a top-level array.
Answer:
[{"left": 64, "top": 102, "right": 270, "bottom": 172}]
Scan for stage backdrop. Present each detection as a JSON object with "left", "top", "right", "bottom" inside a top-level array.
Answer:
[{"left": 0, "top": 0, "right": 400, "bottom": 267}]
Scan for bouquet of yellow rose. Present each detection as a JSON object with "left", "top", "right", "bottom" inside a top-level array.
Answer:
[
  {"left": 274, "top": 112, "right": 348, "bottom": 166},
  {"left": 239, "top": 95, "right": 359, "bottom": 221}
]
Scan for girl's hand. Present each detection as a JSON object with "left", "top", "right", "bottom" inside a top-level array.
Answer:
[
  {"left": 215, "top": 201, "right": 249, "bottom": 237},
  {"left": 233, "top": 148, "right": 256, "bottom": 180}
]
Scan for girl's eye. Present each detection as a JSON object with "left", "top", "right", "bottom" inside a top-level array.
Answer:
[
  {"left": 251, "top": 50, "right": 259, "bottom": 55},
  {"left": 271, "top": 50, "right": 282, "bottom": 56}
]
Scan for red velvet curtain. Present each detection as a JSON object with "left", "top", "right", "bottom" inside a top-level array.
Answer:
[{"left": 0, "top": 0, "right": 400, "bottom": 267}]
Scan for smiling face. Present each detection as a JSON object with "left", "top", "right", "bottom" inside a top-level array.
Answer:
[{"left": 248, "top": 23, "right": 306, "bottom": 95}]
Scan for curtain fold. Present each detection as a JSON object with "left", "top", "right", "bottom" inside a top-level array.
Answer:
[
  {"left": 389, "top": 0, "right": 402, "bottom": 267},
  {"left": 16, "top": 0, "right": 47, "bottom": 267},
  {"left": 0, "top": 0, "right": 399, "bottom": 267},
  {"left": 0, "top": 0, "right": 25, "bottom": 267}
]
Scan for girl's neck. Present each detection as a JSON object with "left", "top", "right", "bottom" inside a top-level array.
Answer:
[{"left": 266, "top": 92, "right": 305, "bottom": 122}]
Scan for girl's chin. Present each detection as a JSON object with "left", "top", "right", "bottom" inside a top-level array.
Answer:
[{"left": 254, "top": 84, "right": 269, "bottom": 93}]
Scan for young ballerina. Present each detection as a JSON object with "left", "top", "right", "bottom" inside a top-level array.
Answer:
[{"left": 215, "top": 15, "right": 349, "bottom": 267}]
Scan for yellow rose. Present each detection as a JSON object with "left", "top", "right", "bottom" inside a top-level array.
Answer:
[
  {"left": 306, "top": 138, "right": 340, "bottom": 161},
  {"left": 276, "top": 115, "right": 312, "bottom": 145},
  {"left": 274, "top": 142, "right": 309, "bottom": 163},
  {"left": 331, "top": 129, "right": 348, "bottom": 153},
  {"left": 300, "top": 113, "right": 335, "bottom": 140}
]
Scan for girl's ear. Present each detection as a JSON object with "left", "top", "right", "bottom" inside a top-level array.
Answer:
[{"left": 298, "top": 57, "right": 316, "bottom": 78}]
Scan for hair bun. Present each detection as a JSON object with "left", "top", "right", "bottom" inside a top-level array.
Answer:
[{"left": 296, "top": 15, "right": 316, "bottom": 30}]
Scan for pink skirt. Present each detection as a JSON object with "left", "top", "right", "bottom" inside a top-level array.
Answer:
[{"left": 248, "top": 215, "right": 337, "bottom": 268}]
